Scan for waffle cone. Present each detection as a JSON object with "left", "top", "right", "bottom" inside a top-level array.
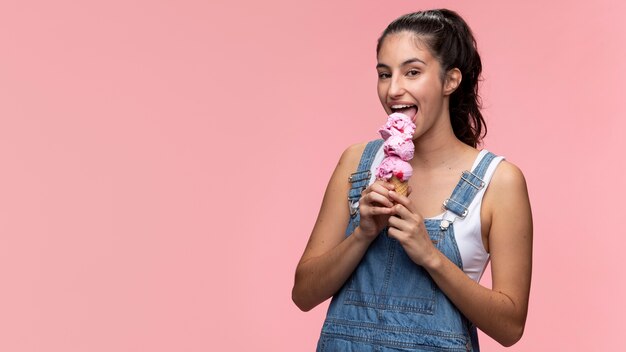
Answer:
[{"left": 389, "top": 176, "right": 409, "bottom": 197}]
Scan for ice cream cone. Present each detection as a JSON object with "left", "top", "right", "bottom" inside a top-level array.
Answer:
[{"left": 389, "top": 176, "right": 409, "bottom": 197}]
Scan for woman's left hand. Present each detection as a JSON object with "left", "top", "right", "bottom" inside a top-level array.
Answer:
[{"left": 387, "top": 190, "right": 440, "bottom": 268}]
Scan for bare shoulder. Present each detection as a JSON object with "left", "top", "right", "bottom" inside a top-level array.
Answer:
[
  {"left": 328, "top": 141, "right": 369, "bottom": 193},
  {"left": 298, "top": 141, "right": 370, "bottom": 261},
  {"left": 482, "top": 159, "right": 532, "bottom": 248},
  {"left": 339, "top": 141, "right": 369, "bottom": 170},
  {"left": 489, "top": 160, "right": 529, "bottom": 195}
]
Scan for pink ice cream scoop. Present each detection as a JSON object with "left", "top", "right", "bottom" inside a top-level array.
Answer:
[
  {"left": 375, "top": 156, "right": 413, "bottom": 182},
  {"left": 378, "top": 112, "right": 416, "bottom": 140},
  {"left": 383, "top": 135, "right": 414, "bottom": 161},
  {"left": 375, "top": 112, "right": 416, "bottom": 196}
]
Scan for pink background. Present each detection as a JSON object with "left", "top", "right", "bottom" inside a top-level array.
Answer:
[{"left": 1, "top": 0, "right": 624, "bottom": 350}]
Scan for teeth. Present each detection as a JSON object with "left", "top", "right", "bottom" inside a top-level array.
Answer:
[{"left": 391, "top": 104, "right": 415, "bottom": 109}]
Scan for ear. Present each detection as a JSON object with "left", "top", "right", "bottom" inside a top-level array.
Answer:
[{"left": 443, "top": 68, "right": 462, "bottom": 96}]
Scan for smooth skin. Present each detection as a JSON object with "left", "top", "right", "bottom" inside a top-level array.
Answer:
[{"left": 292, "top": 31, "right": 532, "bottom": 347}]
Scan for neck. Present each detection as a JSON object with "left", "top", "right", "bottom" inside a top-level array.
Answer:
[
  {"left": 410, "top": 114, "right": 473, "bottom": 171},
  {"left": 411, "top": 140, "right": 469, "bottom": 170}
]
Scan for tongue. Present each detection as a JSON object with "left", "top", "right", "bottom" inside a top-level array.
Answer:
[{"left": 399, "top": 106, "right": 417, "bottom": 121}]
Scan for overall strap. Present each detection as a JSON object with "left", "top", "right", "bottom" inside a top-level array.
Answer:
[
  {"left": 348, "top": 139, "right": 384, "bottom": 218},
  {"left": 443, "top": 151, "right": 497, "bottom": 218}
]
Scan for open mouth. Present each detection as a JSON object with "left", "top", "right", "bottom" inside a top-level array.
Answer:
[{"left": 390, "top": 104, "right": 418, "bottom": 122}]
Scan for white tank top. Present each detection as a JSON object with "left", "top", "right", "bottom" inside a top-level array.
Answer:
[{"left": 368, "top": 147, "right": 504, "bottom": 282}]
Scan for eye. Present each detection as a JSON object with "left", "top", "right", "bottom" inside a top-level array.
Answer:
[
  {"left": 407, "top": 69, "right": 420, "bottom": 77},
  {"left": 378, "top": 72, "right": 391, "bottom": 79}
]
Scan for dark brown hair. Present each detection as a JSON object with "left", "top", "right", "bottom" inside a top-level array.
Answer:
[{"left": 377, "top": 9, "right": 486, "bottom": 147}]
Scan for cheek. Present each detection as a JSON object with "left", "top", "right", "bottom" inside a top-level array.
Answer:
[
  {"left": 377, "top": 85, "right": 386, "bottom": 104},
  {"left": 413, "top": 81, "right": 441, "bottom": 105}
]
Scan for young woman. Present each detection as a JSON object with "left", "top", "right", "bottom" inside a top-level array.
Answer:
[{"left": 292, "top": 9, "right": 532, "bottom": 351}]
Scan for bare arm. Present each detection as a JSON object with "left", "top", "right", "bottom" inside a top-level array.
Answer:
[
  {"left": 387, "top": 161, "right": 532, "bottom": 346},
  {"left": 292, "top": 143, "right": 396, "bottom": 311}
]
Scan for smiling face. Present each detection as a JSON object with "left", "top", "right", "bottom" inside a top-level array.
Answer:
[{"left": 376, "top": 31, "right": 458, "bottom": 142}]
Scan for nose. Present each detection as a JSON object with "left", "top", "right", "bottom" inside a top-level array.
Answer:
[{"left": 387, "top": 74, "right": 405, "bottom": 98}]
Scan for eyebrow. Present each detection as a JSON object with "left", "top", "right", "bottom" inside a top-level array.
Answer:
[{"left": 376, "top": 57, "right": 427, "bottom": 69}]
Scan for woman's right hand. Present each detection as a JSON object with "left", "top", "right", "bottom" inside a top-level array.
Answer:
[{"left": 356, "top": 179, "right": 398, "bottom": 240}]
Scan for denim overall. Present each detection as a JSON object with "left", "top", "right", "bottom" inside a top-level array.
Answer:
[{"left": 317, "top": 139, "right": 497, "bottom": 351}]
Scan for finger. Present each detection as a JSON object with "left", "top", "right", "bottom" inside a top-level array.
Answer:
[
  {"left": 386, "top": 226, "right": 398, "bottom": 240},
  {"left": 374, "top": 178, "right": 395, "bottom": 190},
  {"left": 372, "top": 180, "right": 395, "bottom": 194},
  {"left": 387, "top": 213, "right": 407, "bottom": 229},
  {"left": 388, "top": 190, "right": 412, "bottom": 209},
  {"left": 360, "top": 202, "right": 393, "bottom": 218},
  {"left": 390, "top": 202, "right": 419, "bottom": 221},
  {"left": 388, "top": 211, "right": 420, "bottom": 235},
  {"left": 361, "top": 183, "right": 393, "bottom": 207},
  {"left": 407, "top": 185, "right": 412, "bottom": 197},
  {"left": 386, "top": 226, "right": 406, "bottom": 242},
  {"left": 364, "top": 191, "right": 394, "bottom": 208},
  {"left": 366, "top": 206, "right": 393, "bottom": 216},
  {"left": 363, "top": 182, "right": 388, "bottom": 196}
]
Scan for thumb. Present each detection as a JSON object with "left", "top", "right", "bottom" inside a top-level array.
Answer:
[{"left": 407, "top": 185, "right": 412, "bottom": 197}]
